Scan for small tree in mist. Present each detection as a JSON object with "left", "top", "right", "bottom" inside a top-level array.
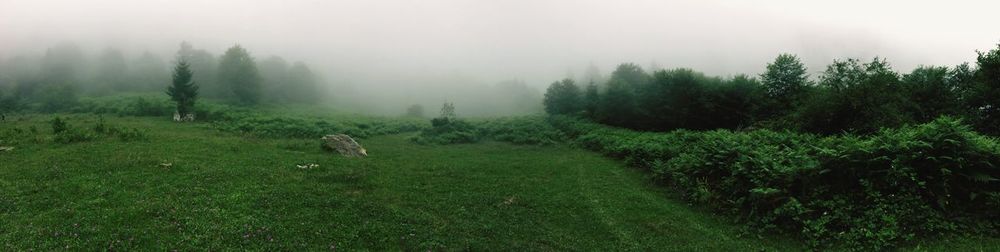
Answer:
[
  {"left": 431, "top": 102, "right": 459, "bottom": 127},
  {"left": 284, "top": 62, "right": 320, "bottom": 103},
  {"left": 414, "top": 102, "right": 479, "bottom": 144},
  {"left": 167, "top": 60, "right": 199, "bottom": 121},
  {"left": 583, "top": 82, "right": 599, "bottom": 118},
  {"left": 177, "top": 42, "right": 220, "bottom": 98},
  {"left": 96, "top": 48, "right": 128, "bottom": 93},
  {"left": 439, "top": 102, "right": 456, "bottom": 119},
  {"left": 543, "top": 79, "right": 582, "bottom": 115},
  {"left": 218, "top": 45, "right": 261, "bottom": 105},
  {"left": 130, "top": 51, "right": 169, "bottom": 92},
  {"left": 405, "top": 104, "right": 425, "bottom": 118}
]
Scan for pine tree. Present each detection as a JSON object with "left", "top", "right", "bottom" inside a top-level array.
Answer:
[{"left": 167, "top": 60, "right": 199, "bottom": 120}]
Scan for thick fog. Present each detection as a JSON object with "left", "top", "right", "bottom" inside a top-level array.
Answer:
[{"left": 2, "top": 0, "right": 999, "bottom": 116}]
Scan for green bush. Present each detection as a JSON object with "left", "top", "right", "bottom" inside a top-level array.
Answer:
[
  {"left": 412, "top": 117, "right": 480, "bottom": 144},
  {"left": 51, "top": 116, "right": 68, "bottom": 133},
  {"left": 207, "top": 108, "right": 427, "bottom": 139},
  {"left": 477, "top": 116, "right": 565, "bottom": 145},
  {"left": 550, "top": 115, "right": 1000, "bottom": 250},
  {"left": 413, "top": 116, "right": 565, "bottom": 145}
]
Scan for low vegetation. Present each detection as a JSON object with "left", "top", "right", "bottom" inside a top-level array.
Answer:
[
  {"left": 69, "top": 95, "right": 427, "bottom": 139},
  {"left": 0, "top": 114, "right": 806, "bottom": 250},
  {"left": 551, "top": 116, "right": 1000, "bottom": 250},
  {"left": 411, "top": 103, "right": 564, "bottom": 145}
]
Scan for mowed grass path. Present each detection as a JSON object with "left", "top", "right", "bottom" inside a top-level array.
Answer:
[{"left": 0, "top": 115, "right": 802, "bottom": 250}]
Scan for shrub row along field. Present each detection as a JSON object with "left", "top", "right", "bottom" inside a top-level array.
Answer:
[
  {"left": 550, "top": 115, "right": 1000, "bottom": 250},
  {"left": 71, "top": 95, "right": 428, "bottom": 139},
  {"left": 410, "top": 116, "right": 565, "bottom": 145},
  {"left": 72, "top": 95, "right": 564, "bottom": 144}
]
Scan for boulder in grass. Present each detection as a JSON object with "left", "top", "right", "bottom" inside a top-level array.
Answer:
[{"left": 321, "top": 134, "right": 367, "bottom": 157}]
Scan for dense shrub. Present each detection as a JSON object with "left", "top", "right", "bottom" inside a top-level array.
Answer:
[
  {"left": 413, "top": 116, "right": 565, "bottom": 145},
  {"left": 411, "top": 117, "right": 480, "bottom": 144},
  {"left": 50, "top": 116, "right": 68, "bottom": 133},
  {"left": 477, "top": 116, "right": 565, "bottom": 145},
  {"left": 550, "top": 116, "right": 1000, "bottom": 250},
  {"left": 208, "top": 109, "right": 427, "bottom": 139}
]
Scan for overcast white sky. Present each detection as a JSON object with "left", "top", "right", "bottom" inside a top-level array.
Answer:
[{"left": 1, "top": 0, "right": 998, "bottom": 87}]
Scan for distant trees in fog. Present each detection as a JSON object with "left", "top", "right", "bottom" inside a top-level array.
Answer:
[
  {"left": 544, "top": 44, "right": 1000, "bottom": 135},
  {"left": 0, "top": 41, "right": 543, "bottom": 117},
  {"left": 542, "top": 79, "right": 581, "bottom": 115},
  {"left": 218, "top": 45, "right": 262, "bottom": 105},
  {"left": 405, "top": 104, "right": 425, "bottom": 118},
  {"left": 0, "top": 41, "right": 324, "bottom": 111},
  {"left": 259, "top": 56, "right": 320, "bottom": 104}
]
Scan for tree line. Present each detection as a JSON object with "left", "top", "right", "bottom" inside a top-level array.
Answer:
[
  {"left": 0, "top": 42, "right": 322, "bottom": 113},
  {"left": 544, "top": 44, "right": 1000, "bottom": 135}
]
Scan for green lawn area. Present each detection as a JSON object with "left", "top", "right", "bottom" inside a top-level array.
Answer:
[{"left": 0, "top": 114, "right": 997, "bottom": 250}]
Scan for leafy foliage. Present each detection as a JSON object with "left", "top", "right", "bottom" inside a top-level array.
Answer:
[
  {"left": 545, "top": 50, "right": 1000, "bottom": 137},
  {"left": 795, "top": 58, "right": 911, "bottom": 134},
  {"left": 550, "top": 116, "right": 1000, "bottom": 250},
  {"left": 968, "top": 44, "right": 1000, "bottom": 135}
]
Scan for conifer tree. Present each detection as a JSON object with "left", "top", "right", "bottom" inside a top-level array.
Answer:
[{"left": 166, "top": 60, "right": 199, "bottom": 120}]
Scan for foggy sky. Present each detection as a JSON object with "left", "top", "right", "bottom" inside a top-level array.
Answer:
[{"left": 2, "top": 0, "right": 999, "bottom": 88}]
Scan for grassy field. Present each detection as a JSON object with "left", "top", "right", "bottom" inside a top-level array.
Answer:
[
  {"left": 0, "top": 114, "right": 997, "bottom": 250},
  {"left": 0, "top": 114, "right": 796, "bottom": 250}
]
